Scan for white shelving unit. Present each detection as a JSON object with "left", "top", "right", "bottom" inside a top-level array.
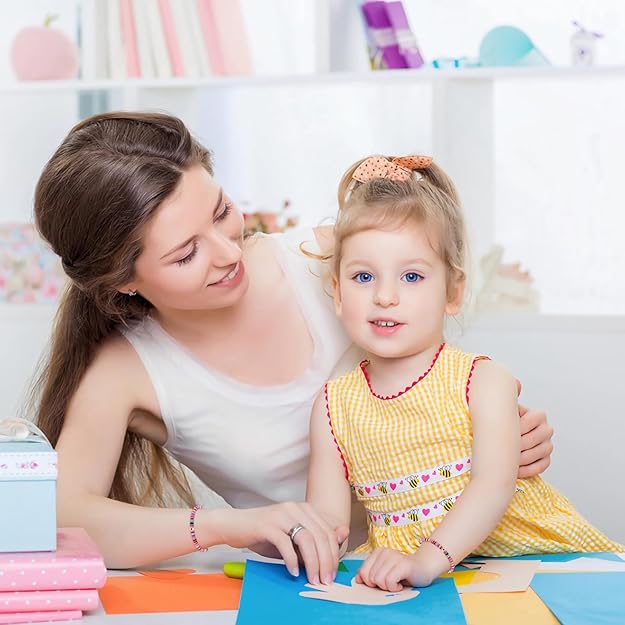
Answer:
[{"left": 3, "top": 64, "right": 625, "bottom": 92}]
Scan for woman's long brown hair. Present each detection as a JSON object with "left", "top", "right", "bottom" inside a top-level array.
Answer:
[{"left": 31, "top": 112, "right": 213, "bottom": 506}]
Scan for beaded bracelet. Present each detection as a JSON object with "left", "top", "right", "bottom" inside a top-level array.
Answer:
[
  {"left": 419, "top": 536, "right": 455, "bottom": 572},
  {"left": 189, "top": 504, "right": 209, "bottom": 552}
]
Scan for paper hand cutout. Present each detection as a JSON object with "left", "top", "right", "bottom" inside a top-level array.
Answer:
[{"left": 299, "top": 578, "right": 419, "bottom": 605}]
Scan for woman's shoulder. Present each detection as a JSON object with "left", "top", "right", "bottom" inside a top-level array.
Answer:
[{"left": 81, "top": 330, "right": 160, "bottom": 416}]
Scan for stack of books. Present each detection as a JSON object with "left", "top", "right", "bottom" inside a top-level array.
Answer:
[
  {"left": 0, "top": 528, "right": 106, "bottom": 623},
  {"left": 79, "top": 0, "right": 252, "bottom": 80}
]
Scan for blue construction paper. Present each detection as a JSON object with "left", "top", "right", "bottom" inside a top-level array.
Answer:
[
  {"left": 464, "top": 551, "right": 623, "bottom": 564},
  {"left": 532, "top": 572, "right": 625, "bottom": 625},
  {"left": 236, "top": 559, "right": 467, "bottom": 625}
]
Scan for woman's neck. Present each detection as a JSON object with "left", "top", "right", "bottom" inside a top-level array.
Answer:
[{"left": 365, "top": 340, "right": 444, "bottom": 397}]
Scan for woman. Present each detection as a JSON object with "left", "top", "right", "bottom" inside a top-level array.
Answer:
[{"left": 33, "top": 112, "right": 553, "bottom": 584}]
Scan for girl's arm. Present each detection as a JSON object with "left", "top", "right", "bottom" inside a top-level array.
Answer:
[
  {"left": 357, "top": 360, "right": 519, "bottom": 590},
  {"left": 306, "top": 390, "right": 352, "bottom": 583},
  {"left": 55, "top": 336, "right": 340, "bottom": 577},
  {"left": 414, "top": 360, "right": 519, "bottom": 580}
]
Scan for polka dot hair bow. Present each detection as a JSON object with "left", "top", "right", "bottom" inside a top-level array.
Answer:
[{"left": 352, "top": 155, "right": 433, "bottom": 184}]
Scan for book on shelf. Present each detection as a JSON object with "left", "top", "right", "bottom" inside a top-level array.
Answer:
[
  {"left": 131, "top": 0, "right": 156, "bottom": 78},
  {"left": 119, "top": 0, "right": 140, "bottom": 78},
  {"left": 77, "top": 0, "right": 253, "bottom": 80},
  {"left": 358, "top": 0, "right": 424, "bottom": 70}
]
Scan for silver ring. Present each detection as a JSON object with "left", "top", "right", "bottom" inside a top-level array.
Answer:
[{"left": 288, "top": 523, "right": 305, "bottom": 543}]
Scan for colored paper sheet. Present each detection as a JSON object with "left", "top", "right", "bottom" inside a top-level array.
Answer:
[
  {"left": 236, "top": 559, "right": 467, "bottom": 625},
  {"left": 461, "top": 588, "right": 559, "bottom": 625},
  {"left": 99, "top": 573, "right": 241, "bottom": 614},
  {"left": 532, "top": 572, "right": 625, "bottom": 625},
  {"left": 445, "top": 559, "right": 539, "bottom": 593},
  {"left": 467, "top": 551, "right": 624, "bottom": 564}
]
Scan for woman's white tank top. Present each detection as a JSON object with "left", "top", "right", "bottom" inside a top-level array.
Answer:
[{"left": 121, "top": 228, "right": 360, "bottom": 508}]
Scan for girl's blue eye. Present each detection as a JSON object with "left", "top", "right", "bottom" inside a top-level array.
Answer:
[
  {"left": 402, "top": 272, "right": 422, "bottom": 283},
  {"left": 354, "top": 272, "right": 374, "bottom": 283}
]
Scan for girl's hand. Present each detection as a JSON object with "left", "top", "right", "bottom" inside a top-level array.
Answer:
[
  {"left": 211, "top": 503, "right": 348, "bottom": 585},
  {"left": 355, "top": 547, "right": 437, "bottom": 592}
]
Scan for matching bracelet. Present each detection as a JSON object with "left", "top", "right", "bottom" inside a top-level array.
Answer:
[
  {"left": 189, "top": 504, "right": 209, "bottom": 552},
  {"left": 419, "top": 536, "right": 455, "bottom": 572}
]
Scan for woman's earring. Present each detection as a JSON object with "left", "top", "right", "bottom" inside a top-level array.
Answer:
[{"left": 127, "top": 289, "right": 137, "bottom": 297}]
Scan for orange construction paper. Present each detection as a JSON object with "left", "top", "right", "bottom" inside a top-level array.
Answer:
[
  {"left": 461, "top": 588, "right": 559, "bottom": 625},
  {"left": 138, "top": 568, "right": 196, "bottom": 579},
  {"left": 99, "top": 573, "right": 242, "bottom": 614}
]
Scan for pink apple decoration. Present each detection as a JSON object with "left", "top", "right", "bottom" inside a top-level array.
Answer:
[{"left": 10, "top": 14, "right": 78, "bottom": 81}]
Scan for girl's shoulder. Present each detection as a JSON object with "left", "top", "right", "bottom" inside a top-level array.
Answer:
[{"left": 325, "top": 362, "right": 366, "bottom": 394}]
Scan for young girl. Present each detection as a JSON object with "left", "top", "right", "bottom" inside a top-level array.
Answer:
[{"left": 306, "top": 154, "right": 623, "bottom": 591}]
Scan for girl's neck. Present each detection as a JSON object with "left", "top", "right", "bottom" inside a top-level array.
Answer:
[{"left": 365, "top": 340, "right": 444, "bottom": 397}]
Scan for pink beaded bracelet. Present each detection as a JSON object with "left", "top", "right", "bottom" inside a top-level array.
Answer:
[
  {"left": 189, "top": 504, "right": 209, "bottom": 552},
  {"left": 420, "top": 536, "right": 455, "bottom": 572}
]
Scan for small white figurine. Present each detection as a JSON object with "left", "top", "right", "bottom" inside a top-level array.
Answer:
[{"left": 570, "top": 21, "right": 603, "bottom": 66}]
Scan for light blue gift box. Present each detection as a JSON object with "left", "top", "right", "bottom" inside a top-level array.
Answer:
[{"left": 0, "top": 419, "right": 57, "bottom": 552}]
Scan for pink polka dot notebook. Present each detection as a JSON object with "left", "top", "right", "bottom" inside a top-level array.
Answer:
[{"left": 0, "top": 527, "right": 106, "bottom": 595}]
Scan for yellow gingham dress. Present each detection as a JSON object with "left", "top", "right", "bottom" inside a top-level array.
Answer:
[{"left": 326, "top": 343, "right": 623, "bottom": 556}]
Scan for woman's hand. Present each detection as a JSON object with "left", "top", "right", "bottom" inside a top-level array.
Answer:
[
  {"left": 519, "top": 403, "right": 554, "bottom": 477},
  {"left": 210, "top": 502, "right": 348, "bottom": 585},
  {"left": 355, "top": 547, "right": 438, "bottom": 592},
  {"left": 514, "top": 380, "right": 554, "bottom": 478}
]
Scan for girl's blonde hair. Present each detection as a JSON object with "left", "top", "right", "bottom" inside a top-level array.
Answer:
[{"left": 333, "top": 155, "right": 468, "bottom": 295}]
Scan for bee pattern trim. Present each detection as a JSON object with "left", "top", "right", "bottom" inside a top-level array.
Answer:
[{"left": 351, "top": 456, "right": 471, "bottom": 498}]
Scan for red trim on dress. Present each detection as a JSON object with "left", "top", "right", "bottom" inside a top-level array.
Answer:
[
  {"left": 325, "top": 383, "right": 349, "bottom": 481},
  {"left": 465, "top": 355, "right": 491, "bottom": 407},
  {"left": 359, "top": 343, "right": 446, "bottom": 401}
]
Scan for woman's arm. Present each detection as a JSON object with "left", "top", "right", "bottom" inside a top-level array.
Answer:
[
  {"left": 305, "top": 391, "right": 352, "bottom": 583},
  {"left": 357, "top": 360, "right": 520, "bottom": 590},
  {"left": 55, "top": 336, "right": 338, "bottom": 576}
]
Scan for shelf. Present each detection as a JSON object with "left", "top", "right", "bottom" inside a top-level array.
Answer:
[{"left": 2, "top": 65, "right": 625, "bottom": 94}]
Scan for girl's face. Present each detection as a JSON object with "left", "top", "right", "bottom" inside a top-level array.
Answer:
[
  {"left": 333, "top": 223, "right": 463, "bottom": 360},
  {"left": 126, "top": 165, "right": 248, "bottom": 313}
]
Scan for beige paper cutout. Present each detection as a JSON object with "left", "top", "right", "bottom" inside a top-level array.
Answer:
[
  {"left": 449, "top": 559, "right": 540, "bottom": 593},
  {"left": 299, "top": 578, "right": 419, "bottom": 605}
]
